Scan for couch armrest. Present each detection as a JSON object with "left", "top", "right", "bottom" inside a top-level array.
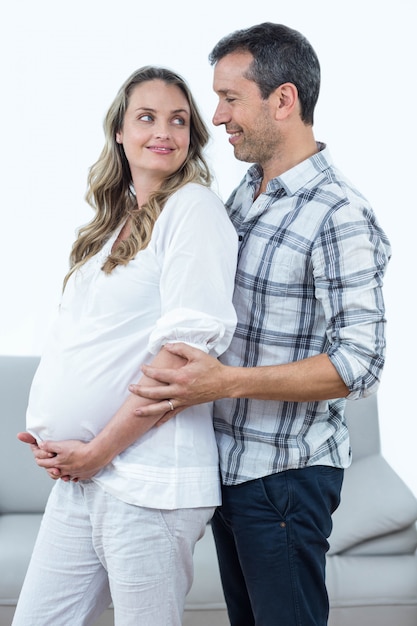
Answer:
[{"left": 329, "top": 455, "right": 417, "bottom": 555}]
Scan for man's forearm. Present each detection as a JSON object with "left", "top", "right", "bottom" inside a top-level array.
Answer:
[
  {"left": 222, "top": 353, "right": 349, "bottom": 402},
  {"left": 134, "top": 345, "right": 349, "bottom": 417}
]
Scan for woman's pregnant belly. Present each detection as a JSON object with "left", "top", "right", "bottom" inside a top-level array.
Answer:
[{"left": 26, "top": 338, "right": 147, "bottom": 442}]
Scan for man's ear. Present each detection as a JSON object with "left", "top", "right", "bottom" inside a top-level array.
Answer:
[{"left": 271, "top": 83, "right": 298, "bottom": 120}]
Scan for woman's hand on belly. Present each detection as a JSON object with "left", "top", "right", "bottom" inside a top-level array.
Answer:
[
  {"left": 17, "top": 433, "right": 109, "bottom": 481},
  {"left": 17, "top": 432, "right": 62, "bottom": 480}
]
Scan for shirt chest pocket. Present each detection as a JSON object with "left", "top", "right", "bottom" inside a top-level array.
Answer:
[{"left": 239, "top": 235, "right": 313, "bottom": 298}]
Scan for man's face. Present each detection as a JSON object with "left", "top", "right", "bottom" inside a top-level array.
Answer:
[{"left": 212, "top": 51, "right": 281, "bottom": 167}]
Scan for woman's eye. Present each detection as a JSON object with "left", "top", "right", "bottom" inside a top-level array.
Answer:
[
  {"left": 138, "top": 114, "right": 153, "bottom": 122},
  {"left": 172, "top": 117, "right": 185, "bottom": 126}
]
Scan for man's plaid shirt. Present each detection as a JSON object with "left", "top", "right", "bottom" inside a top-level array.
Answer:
[{"left": 214, "top": 144, "right": 391, "bottom": 486}]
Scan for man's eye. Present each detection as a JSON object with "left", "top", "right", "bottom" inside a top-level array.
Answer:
[{"left": 225, "top": 98, "right": 236, "bottom": 103}]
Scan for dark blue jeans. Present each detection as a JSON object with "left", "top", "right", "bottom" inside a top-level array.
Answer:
[{"left": 211, "top": 466, "right": 344, "bottom": 626}]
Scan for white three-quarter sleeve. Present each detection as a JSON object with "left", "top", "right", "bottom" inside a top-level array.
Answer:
[{"left": 147, "top": 184, "right": 238, "bottom": 357}]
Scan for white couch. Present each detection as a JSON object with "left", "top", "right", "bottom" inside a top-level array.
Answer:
[{"left": 1, "top": 355, "right": 417, "bottom": 625}]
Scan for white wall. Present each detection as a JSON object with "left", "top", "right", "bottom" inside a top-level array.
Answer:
[{"left": 1, "top": 0, "right": 416, "bottom": 496}]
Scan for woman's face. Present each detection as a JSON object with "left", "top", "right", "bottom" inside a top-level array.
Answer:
[{"left": 116, "top": 80, "right": 191, "bottom": 187}]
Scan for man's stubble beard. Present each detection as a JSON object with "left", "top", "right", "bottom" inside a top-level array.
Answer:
[{"left": 233, "top": 115, "right": 281, "bottom": 166}]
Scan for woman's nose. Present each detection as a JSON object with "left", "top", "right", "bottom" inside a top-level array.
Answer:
[{"left": 154, "top": 122, "right": 170, "bottom": 138}]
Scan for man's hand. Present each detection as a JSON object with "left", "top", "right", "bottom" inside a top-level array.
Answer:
[{"left": 129, "top": 343, "right": 227, "bottom": 418}]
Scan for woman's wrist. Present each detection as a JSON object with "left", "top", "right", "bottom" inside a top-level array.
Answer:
[{"left": 85, "top": 436, "right": 116, "bottom": 470}]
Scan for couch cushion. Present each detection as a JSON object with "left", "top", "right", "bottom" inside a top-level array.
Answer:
[
  {"left": 1, "top": 355, "right": 52, "bottom": 514},
  {"left": 186, "top": 523, "right": 226, "bottom": 609},
  {"left": 329, "top": 454, "right": 417, "bottom": 554},
  {"left": 326, "top": 553, "right": 417, "bottom": 607},
  {"left": 0, "top": 514, "right": 43, "bottom": 602}
]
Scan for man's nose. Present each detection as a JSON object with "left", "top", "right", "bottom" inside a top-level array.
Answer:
[{"left": 212, "top": 101, "right": 229, "bottom": 127}]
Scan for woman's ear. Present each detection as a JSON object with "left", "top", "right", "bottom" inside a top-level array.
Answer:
[
  {"left": 116, "top": 131, "right": 123, "bottom": 144},
  {"left": 271, "top": 82, "right": 298, "bottom": 120}
]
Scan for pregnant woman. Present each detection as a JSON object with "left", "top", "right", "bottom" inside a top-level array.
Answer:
[{"left": 14, "top": 65, "right": 237, "bottom": 626}]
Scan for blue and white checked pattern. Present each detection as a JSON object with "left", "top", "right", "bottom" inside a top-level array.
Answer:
[{"left": 214, "top": 144, "right": 392, "bottom": 485}]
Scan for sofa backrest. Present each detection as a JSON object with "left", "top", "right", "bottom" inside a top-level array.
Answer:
[
  {"left": 344, "top": 394, "right": 381, "bottom": 462},
  {"left": 0, "top": 355, "right": 52, "bottom": 514}
]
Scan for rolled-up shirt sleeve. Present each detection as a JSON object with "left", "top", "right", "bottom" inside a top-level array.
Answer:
[
  {"left": 147, "top": 184, "right": 238, "bottom": 357},
  {"left": 313, "top": 201, "right": 391, "bottom": 399}
]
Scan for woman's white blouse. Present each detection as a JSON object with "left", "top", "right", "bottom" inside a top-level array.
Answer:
[{"left": 26, "top": 183, "right": 238, "bottom": 509}]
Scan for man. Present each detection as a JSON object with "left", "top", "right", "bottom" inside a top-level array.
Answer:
[{"left": 129, "top": 22, "right": 392, "bottom": 626}]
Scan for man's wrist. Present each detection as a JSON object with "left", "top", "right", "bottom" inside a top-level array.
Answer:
[{"left": 222, "top": 365, "right": 243, "bottom": 399}]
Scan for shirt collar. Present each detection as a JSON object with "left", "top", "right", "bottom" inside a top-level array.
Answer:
[{"left": 245, "top": 142, "right": 332, "bottom": 197}]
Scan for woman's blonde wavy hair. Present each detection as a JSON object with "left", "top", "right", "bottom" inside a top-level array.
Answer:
[{"left": 63, "top": 66, "right": 212, "bottom": 289}]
